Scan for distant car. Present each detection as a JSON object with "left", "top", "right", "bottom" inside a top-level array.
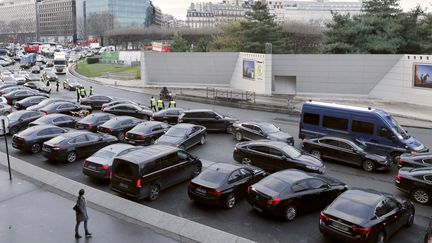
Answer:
[
  {"left": 188, "top": 163, "right": 267, "bottom": 209},
  {"left": 29, "top": 113, "right": 76, "bottom": 128},
  {"left": 155, "top": 123, "right": 207, "bottom": 150},
  {"left": 98, "top": 116, "right": 142, "bottom": 141},
  {"left": 0, "top": 103, "right": 12, "bottom": 115},
  {"left": 178, "top": 109, "right": 238, "bottom": 133},
  {"left": 7, "top": 110, "right": 43, "bottom": 134},
  {"left": 39, "top": 101, "right": 92, "bottom": 116},
  {"left": 42, "top": 131, "right": 118, "bottom": 163},
  {"left": 319, "top": 189, "right": 414, "bottom": 243},
  {"left": 232, "top": 121, "right": 294, "bottom": 145},
  {"left": 45, "top": 60, "right": 54, "bottom": 67},
  {"left": 63, "top": 79, "right": 83, "bottom": 91},
  {"left": 101, "top": 100, "right": 145, "bottom": 110},
  {"left": 14, "top": 96, "right": 47, "bottom": 110},
  {"left": 12, "top": 125, "right": 68, "bottom": 153},
  {"left": 396, "top": 167, "right": 432, "bottom": 204},
  {"left": 10, "top": 74, "right": 26, "bottom": 85},
  {"left": 25, "top": 73, "right": 41, "bottom": 82},
  {"left": 102, "top": 103, "right": 152, "bottom": 120},
  {"left": 42, "top": 71, "right": 57, "bottom": 82},
  {"left": 234, "top": 140, "right": 325, "bottom": 174},
  {"left": 151, "top": 108, "right": 184, "bottom": 124},
  {"left": 125, "top": 121, "right": 170, "bottom": 145},
  {"left": 0, "top": 86, "right": 31, "bottom": 96},
  {"left": 82, "top": 143, "right": 138, "bottom": 180},
  {"left": 1, "top": 75, "right": 16, "bottom": 84},
  {"left": 75, "top": 113, "right": 115, "bottom": 132},
  {"left": 301, "top": 136, "right": 391, "bottom": 172},
  {"left": 248, "top": 169, "right": 347, "bottom": 221},
  {"left": 3, "top": 89, "right": 49, "bottom": 105},
  {"left": 80, "top": 95, "right": 113, "bottom": 109},
  {"left": 26, "top": 98, "right": 72, "bottom": 111},
  {"left": 399, "top": 152, "right": 432, "bottom": 168},
  {"left": 24, "top": 81, "right": 51, "bottom": 93},
  {"left": 30, "top": 65, "right": 40, "bottom": 73}
]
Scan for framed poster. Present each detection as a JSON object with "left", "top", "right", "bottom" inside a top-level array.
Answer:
[{"left": 414, "top": 64, "right": 432, "bottom": 88}]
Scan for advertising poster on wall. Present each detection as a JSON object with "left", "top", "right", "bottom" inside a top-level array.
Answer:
[
  {"left": 414, "top": 64, "right": 432, "bottom": 88},
  {"left": 243, "top": 60, "right": 255, "bottom": 80},
  {"left": 256, "top": 61, "right": 264, "bottom": 80}
]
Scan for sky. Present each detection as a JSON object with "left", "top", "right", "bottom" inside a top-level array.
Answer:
[{"left": 153, "top": 0, "right": 432, "bottom": 20}]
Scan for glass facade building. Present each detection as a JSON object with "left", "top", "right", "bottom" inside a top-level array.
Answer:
[{"left": 86, "top": 0, "right": 154, "bottom": 28}]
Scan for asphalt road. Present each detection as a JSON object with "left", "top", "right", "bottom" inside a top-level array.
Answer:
[{"left": 1, "top": 62, "right": 431, "bottom": 243}]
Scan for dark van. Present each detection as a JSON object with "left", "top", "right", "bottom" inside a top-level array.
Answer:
[
  {"left": 299, "top": 101, "right": 427, "bottom": 161},
  {"left": 110, "top": 145, "right": 202, "bottom": 201}
]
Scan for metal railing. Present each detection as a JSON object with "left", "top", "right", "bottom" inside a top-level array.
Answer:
[{"left": 206, "top": 87, "right": 256, "bottom": 104}]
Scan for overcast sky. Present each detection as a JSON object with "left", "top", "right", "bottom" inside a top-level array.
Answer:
[{"left": 153, "top": 0, "right": 432, "bottom": 20}]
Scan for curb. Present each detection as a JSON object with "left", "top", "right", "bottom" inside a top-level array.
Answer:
[{"left": 0, "top": 152, "right": 254, "bottom": 243}]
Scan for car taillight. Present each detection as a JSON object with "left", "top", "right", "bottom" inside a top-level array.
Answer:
[
  {"left": 86, "top": 124, "right": 94, "bottom": 129},
  {"left": 43, "top": 111, "right": 48, "bottom": 116},
  {"left": 109, "top": 171, "right": 112, "bottom": 179},
  {"left": 52, "top": 147, "right": 63, "bottom": 151},
  {"left": 352, "top": 226, "right": 372, "bottom": 236},
  {"left": 137, "top": 135, "right": 145, "bottom": 140},
  {"left": 247, "top": 186, "right": 252, "bottom": 194},
  {"left": 83, "top": 160, "right": 88, "bottom": 166},
  {"left": 267, "top": 197, "right": 281, "bottom": 206},
  {"left": 301, "top": 139, "right": 304, "bottom": 145},
  {"left": 136, "top": 179, "right": 142, "bottom": 188},
  {"left": 208, "top": 189, "right": 221, "bottom": 197},
  {"left": 98, "top": 164, "right": 109, "bottom": 170},
  {"left": 319, "top": 212, "right": 330, "bottom": 223},
  {"left": 188, "top": 181, "right": 195, "bottom": 188},
  {"left": 399, "top": 159, "right": 403, "bottom": 166},
  {"left": 396, "top": 173, "right": 401, "bottom": 181},
  {"left": 234, "top": 147, "right": 239, "bottom": 152}
]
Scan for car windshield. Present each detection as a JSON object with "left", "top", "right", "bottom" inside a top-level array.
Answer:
[
  {"left": 281, "top": 145, "right": 301, "bottom": 159},
  {"left": 258, "top": 176, "right": 287, "bottom": 193},
  {"left": 92, "top": 150, "right": 116, "bottom": 159},
  {"left": 261, "top": 123, "right": 280, "bottom": 133},
  {"left": 80, "top": 115, "right": 98, "bottom": 123},
  {"left": 46, "top": 72, "right": 55, "bottom": 76},
  {"left": 103, "top": 119, "right": 121, "bottom": 128},
  {"left": 198, "top": 170, "right": 229, "bottom": 185},
  {"left": 385, "top": 115, "right": 409, "bottom": 140},
  {"left": 7, "top": 112, "right": 23, "bottom": 121},
  {"left": 48, "top": 135, "right": 67, "bottom": 144},
  {"left": 330, "top": 197, "right": 373, "bottom": 219},
  {"left": 166, "top": 127, "right": 188, "bottom": 137}
]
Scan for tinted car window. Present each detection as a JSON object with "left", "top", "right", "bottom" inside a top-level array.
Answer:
[
  {"left": 239, "top": 168, "right": 252, "bottom": 177},
  {"left": 86, "top": 134, "right": 99, "bottom": 142},
  {"left": 228, "top": 170, "right": 242, "bottom": 182},
  {"left": 423, "top": 159, "right": 432, "bottom": 165},
  {"left": 70, "top": 135, "right": 88, "bottom": 144},
  {"left": 121, "top": 120, "right": 132, "bottom": 126},
  {"left": 292, "top": 180, "right": 311, "bottom": 192},
  {"left": 332, "top": 197, "right": 373, "bottom": 219},
  {"left": 50, "top": 127, "right": 64, "bottom": 134},
  {"left": 338, "top": 141, "right": 352, "bottom": 150},
  {"left": 259, "top": 177, "right": 287, "bottom": 193},
  {"left": 199, "top": 169, "right": 229, "bottom": 184},
  {"left": 37, "top": 129, "right": 51, "bottom": 136},
  {"left": 114, "top": 161, "right": 134, "bottom": 178},
  {"left": 269, "top": 148, "right": 283, "bottom": 157},
  {"left": 308, "top": 179, "right": 326, "bottom": 189},
  {"left": 250, "top": 146, "right": 269, "bottom": 154},
  {"left": 425, "top": 175, "right": 432, "bottom": 181}
]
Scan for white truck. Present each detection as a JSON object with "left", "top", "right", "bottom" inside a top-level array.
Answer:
[{"left": 53, "top": 52, "right": 67, "bottom": 74}]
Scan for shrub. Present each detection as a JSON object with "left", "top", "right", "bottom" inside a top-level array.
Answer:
[{"left": 87, "top": 57, "right": 99, "bottom": 64}]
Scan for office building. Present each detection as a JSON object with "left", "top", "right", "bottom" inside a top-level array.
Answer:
[
  {"left": 37, "top": 0, "right": 77, "bottom": 42},
  {"left": 0, "top": 0, "right": 37, "bottom": 39}
]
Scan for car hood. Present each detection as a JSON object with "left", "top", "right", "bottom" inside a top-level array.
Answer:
[
  {"left": 325, "top": 208, "right": 368, "bottom": 226},
  {"left": 252, "top": 183, "right": 280, "bottom": 198},
  {"left": 297, "top": 154, "right": 324, "bottom": 167},
  {"left": 156, "top": 135, "right": 183, "bottom": 146},
  {"left": 222, "top": 116, "right": 238, "bottom": 122},
  {"left": 267, "top": 131, "right": 293, "bottom": 141}
]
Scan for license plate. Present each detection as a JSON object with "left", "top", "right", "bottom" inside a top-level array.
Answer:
[
  {"left": 195, "top": 188, "right": 206, "bottom": 194},
  {"left": 88, "top": 165, "right": 96, "bottom": 170},
  {"left": 119, "top": 183, "right": 129, "bottom": 189},
  {"left": 43, "top": 147, "right": 51, "bottom": 152},
  {"left": 332, "top": 221, "right": 349, "bottom": 232}
]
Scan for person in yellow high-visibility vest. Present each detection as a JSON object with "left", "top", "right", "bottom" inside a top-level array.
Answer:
[
  {"left": 168, "top": 98, "right": 176, "bottom": 108},
  {"left": 150, "top": 96, "right": 156, "bottom": 112},
  {"left": 157, "top": 98, "right": 164, "bottom": 111},
  {"left": 79, "top": 87, "right": 86, "bottom": 98}
]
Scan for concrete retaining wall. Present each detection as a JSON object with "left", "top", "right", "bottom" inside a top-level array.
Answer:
[{"left": 118, "top": 51, "right": 141, "bottom": 65}]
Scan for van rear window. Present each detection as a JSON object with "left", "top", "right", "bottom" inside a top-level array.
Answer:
[
  {"left": 352, "top": 120, "right": 374, "bottom": 135},
  {"left": 323, "top": 116, "right": 348, "bottom": 131},
  {"left": 303, "top": 113, "right": 320, "bottom": 125},
  {"left": 113, "top": 160, "right": 135, "bottom": 178}
]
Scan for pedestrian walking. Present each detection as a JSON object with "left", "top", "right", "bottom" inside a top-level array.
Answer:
[
  {"left": 73, "top": 189, "right": 92, "bottom": 239},
  {"left": 168, "top": 98, "right": 176, "bottom": 108},
  {"left": 89, "top": 86, "right": 94, "bottom": 96},
  {"left": 150, "top": 96, "right": 156, "bottom": 112},
  {"left": 76, "top": 88, "right": 80, "bottom": 102},
  {"left": 157, "top": 97, "right": 165, "bottom": 111},
  {"left": 79, "top": 87, "right": 86, "bottom": 98},
  {"left": 56, "top": 80, "right": 59, "bottom": 92}
]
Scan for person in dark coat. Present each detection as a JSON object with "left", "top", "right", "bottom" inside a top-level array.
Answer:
[{"left": 74, "top": 189, "right": 92, "bottom": 239}]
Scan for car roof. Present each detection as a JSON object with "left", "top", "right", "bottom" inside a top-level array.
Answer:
[
  {"left": 240, "top": 139, "right": 288, "bottom": 149},
  {"left": 207, "top": 162, "right": 241, "bottom": 173},
  {"left": 135, "top": 121, "right": 162, "bottom": 127},
  {"left": 96, "top": 143, "right": 135, "bottom": 153},
  {"left": 44, "top": 113, "right": 70, "bottom": 119},
  {"left": 107, "top": 116, "right": 136, "bottom": 121},
  {"left": 184, "top": 109, "right": 214, "bottom": 113},
  {"left": 116, "top": 145, "right": 180, "bottom": 165},
  {"left": 403, "top": 152, "right": 432, "bottom": 159},
  {"left": 10, "top": 110, "right": 40, "bottom": 115},
  {"left": 86, "top": 113, "right": 113, "bottom": 118},
  {"left": 270, "top": 169, "right": 313, "bottom": 184},
  {"left": 406, "top": 167, "right": 432, "bottom": 175},
  {"left": 45, "top": 101, "right": 74, "bottom": 107},
  {"left": 171, "top": 123, "right": 197, "bottom": 129},
  {"left": 61, "top": 131, "right": 92, "bottom": 138},
  {"left": 22, "top": 124, "right": 60, "bottom": 131},
  {"left": 338, "top": 189, "right": 386, "bottom": 207}
]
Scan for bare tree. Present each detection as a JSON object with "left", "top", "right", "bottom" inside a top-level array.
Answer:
[
  {"left": 76, "top": 17, "right": 87, "bottom": 41},
  {"left": 86, "top": 12, "right": 115, "bottom": 45}
]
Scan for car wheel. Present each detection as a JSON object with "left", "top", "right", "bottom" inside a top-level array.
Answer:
[
  {"left": 375, "top": 231, "right": 385, "bottom": 243},
  {"left": 200, "top": 135, "right": 206, "bottom": 145},
  {"left": 241, "top": 157, "right": 252, "bottom": 166},
  {"left": 284, "top": 205, "right": 297, "bottom": 221},
  {"left": 235, "top": 131, "right": 243, "bottom": 141},
  {"left": 225, "top": 193, "right": 236, "bottom": 209},
  {"left": 406, "top": 208, "right": 414, "bottom": 227},
  {"left": 3, "top": 111, "right": 10, "bottom": 116},
  {"left": 411, "top": 188, "right": 431, "bottom": 204},
  {"left": 66, "top": 151, "right": 77, "bottom": 163},
  {"left": 362, "top": 160, "right": 376, "bottom": 172},
  {"left": 310, "top": 149, "right": 321, "bottom": 159},
  {"left": 30, "top": 143, "right": 41, "bottom": 154},
  {"left": 150, "top": 138, "right": 155, "bottom": 145},
  {"left": 117, "top": 132, "right": 125, "bottom": 141},
  {"left": 148, "top": 184, "right": 160, "bottom": 201},
  {"left": 226, "top": 125, "right": 232, "bottom": 134},
  {"left": 191, "top": 165, "right": 201, "bottom": 178},
  {"left": 9, "top": 126, "right": 18, "bottom": 135}
]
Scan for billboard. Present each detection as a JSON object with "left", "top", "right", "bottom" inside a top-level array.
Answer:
[
  {"left": 243, "top": 60, "right": 255, "bottom": 79},
  {"left": 414, "top": 64, "right": 432, "bottom": 88}
]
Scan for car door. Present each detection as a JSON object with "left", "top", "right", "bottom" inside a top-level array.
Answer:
[
  {"left": 374, "top": 198, "right": 402, "bottom": 237},
  {"left": 86, "top": 133, "right": 106, "bottom": 153},
  {"left": 318, "top": 139, "right": 343, "bottom": 161},
  {"left": 290, "top": 180, "right": 319, "bottom": 213},
  {"left": 70, "top": 134, "right": 91, "bottom": 156},
  {"left": 227, "top": 169, "right": 248, "bottom": 198},
  {"left": 269, "top": 147, "right": 292, "bottom": 171},
  {"left": 189, "top": 126, "right": 202, "bottom": 146},
  {"left": 306, "top": 178, "right": 336, "bottom": 208},
  {"left": 334, "top": 140, "right": 362, "bottom": 165},
  {"left": 113, "top": 105, "right": 128, "bottom": 116},
  {"left": 165, "top": 109, "right": 179, "bottom": 124},
  {"left": 247, "top": 145, "right": 273, "bottom": 171},
  {"left": 241, "top": 124, "right": 258, "bottom": 140}
]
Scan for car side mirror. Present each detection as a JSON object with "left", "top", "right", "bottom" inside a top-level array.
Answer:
[
  {"left": 185, "top": 134, "right": 190, "bottom": 138},
  {"left": 99, "top": 137, "right": 103, "bottom": 141}
]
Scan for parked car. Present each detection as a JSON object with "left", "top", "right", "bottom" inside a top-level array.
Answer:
[
  {"left": 125, "top": 121, "right": 170, "bottom": 145},
  {"left": 63, "top": 79, "right": 83, "bottom": 91},
  {"left": 189, "top": 163, "right": 267, "bottom": 209},
  {"left": 98, "top": 116, "right": 142, "bottom": 141},
  {"left": 80, "top": 95, "right": 113, "bottom": 109},
  {"left": 7, "top": 110, "right": 43, "bottom": 134},
  {"left": 110, "top": 145, "right": 202, "bottom": 201},
  {"left": 26, "top": 98, "right": 71, "bottom": 111},
  {"left": 25, "top": 73, "right": 41, "bottom": 82},
  {"left": 232, "top": 121, "right": 294, "bottom": 145},
  {"left": 396, "top": 167, "right": 432, "bottom": 205},
  {"left": 14, "top": 96, "right": 47, "bottom": 110},
  {"left": 24, "top": 81, "right": 51, "bottom": 94},
  {"left": 0, "top": 103, "right": 12, "bottom": 115},
  {"left": 39, "top": 101, "right": 91, "bottom": 116},
  {"left": 30, "top": 65, "right": 41, "bottom": 73},
  {"left": 301, "top": 136, "right": 391, "bottom": 172},
  {"left": 0, "top": 86, "right": 31, "bottom": 96},
  {"left": 233, "top": 140, "right": 326, "bottom": 174},
  {"left": 10, "top": 74, "right": 26, "bottom": 85},
  {"left": 155, "top": 123, "right": 206, "bottom": 150},
  {"left": 42, "top": 70, "right": 57, "bottom": 82},
  {"left": 45, "top": 60, "right": 54, "bottom": 68},
  {"left": 102, "top": 103, "right": 152, "bottom": 120},
  {"left": 1, "top": 76, "right": 16, "bottom": 84},
  {"left": 42, "top": 131, "right": 117, "bottom": 163},
  {"left": 399, "top": 152, "right": 432, "bottom": 168},
  {"left": 178, "top": 109, "right": 238, "bottom": 133},
  {"left": 319, "top": 189, "right": 415, "bottom": 243},
  {"left": 101, "top": 100, "right": 145, "bottom": 110},
  {"left": 425, "top": 217, "right": 432, "bottom": 243},
  {"left": 151, "top": 108, "right": 184, "bottom": 124},
  {"left": 29, "top": 114, "right": 76, "bottom": 128},
  {"left": 248, "top": 169, "right": 347, "bottom": 221},
  {"left": 12, "top": 125, "right": 68, "bottom": 153},
  {"left": 82, "top": 143, "right": 138, "bottom": 180},
  {"left": 75, "top": 113, "right": 115, "bottom": 132}
]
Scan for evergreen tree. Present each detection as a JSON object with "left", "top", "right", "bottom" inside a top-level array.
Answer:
[
  {"left": 170, "top": 32, "right": 189, "bottom": 52},
  {"left": 210, "top": 22, "right": 243, "bottom": 52}
]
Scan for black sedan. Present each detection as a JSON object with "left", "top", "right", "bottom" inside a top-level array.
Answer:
[
  {"left": 178, "top": 109, "right": 238, "bottom": 133},
  {"left": 14, "top": 96, "right": 47, "bottom": 110},
  {"left": 43, "top": 71, "right": 57, "bottom": 82},
  {"left": 7, "top": 110, "right": 43, "bottom": 134},
  {"left": 26, "top": 98, "right": 72, "bottom": 111},
  {"left": 396, "top": 167, "right": 432, "bottom": 205},
  {"left": 80, "top": 95, "right": 113, "bottom": 109},
  {"left": 0, "top": 86, "right": 31, "bottom": 96},
  {"left": 30, "top": 65, "right": 40, "bottom": 73},
  {"left": 12, "top": 125, "right": 67, "bottom": 153},
  {"left": 3, "top": 89, "right": 49, "bottom": 105},
  {"left": 24, "top": 81, "right": 51, "bottom": 94},
  {"left": 63, "top": 79, "right": 83, "bottom": 91},
  {"left": 42, "top": 131, "right": 118, "bottom": 163},
  {"left": 319, "top": 189, "right": 414, "bottom": 243},
  {"left": 399, "top": 152, "right": 432, "bottom": 168},
  {"left": 188, "top": 163, "right": 267, "bottom": 209},
  {"left": 75, "top": 113, "right": 115, "bottom": 132},
  {"left": 125, "top": 121, "right": 170, "bottom": 145},
  {"left": 39, "top": 101, "right": 92, "bottom": 116},
  {"left": 25, "top": 73, "right": 41, "bottom": 82},
  {"left": 232, "top": 121, "right": 294, "bottom": 145},
  {"left": 155, "top": 123, "right": 207, "bottom": 150},
  {"left": 102, "top": 103, "right": 153, "bottom": 120},
  {"left": 247, "top": 169, "right": 347, "bottom": 221},
  {"left": 98, "top": 116, "right": 142, "bottom": 141},
  {"left": 302, "top": 136, "right": 391, "bottom": 172},
  {"left": 151, "top": 108, "right": 184, "bottom": 124},
  {"left": 101, "top": 100, "right": 144, "bottom": 110},
  {"left": 29, "top": 114, "right": 76, "bottom": 128},
  {"left": 233, "top": 140, "right": 325, "bottom": 174}
]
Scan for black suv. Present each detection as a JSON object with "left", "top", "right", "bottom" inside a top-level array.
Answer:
[{"left": 178, "top": 109, "right": 237, "bottom": 133}]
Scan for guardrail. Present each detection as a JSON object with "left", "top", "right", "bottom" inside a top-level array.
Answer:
[
  {"left": 101, "top": 72, "right": 136, "bottom": 80},
  {"left": 205, "top": 87, "right": 256, "bottom": 104}
]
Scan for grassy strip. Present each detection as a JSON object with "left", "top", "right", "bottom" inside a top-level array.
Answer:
[{"left": 75, "top": 62, "right": 140, "bottom": 79}]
